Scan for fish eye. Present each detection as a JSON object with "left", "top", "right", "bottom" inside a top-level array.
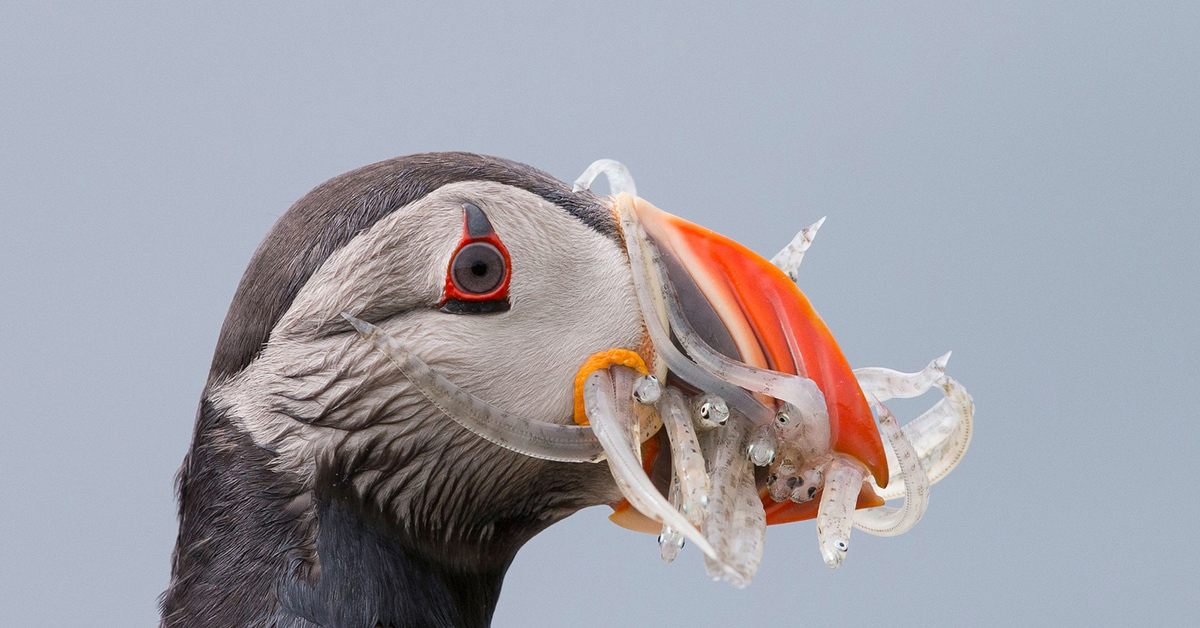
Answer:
[{"left": 451, "top": 242, "right": 506, "bottom": 295}]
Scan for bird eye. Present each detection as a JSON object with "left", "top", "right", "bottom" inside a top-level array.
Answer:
[
  {"left": 440, "top": 203, "right": 512, "bottom": 314},
  {"left": 451, "top": 242, "right": 506, "bottom": 295}
]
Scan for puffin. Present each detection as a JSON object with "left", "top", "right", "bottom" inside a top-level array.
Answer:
[{"left": 159, "top": 152, "right": 915, "bottom": 628}]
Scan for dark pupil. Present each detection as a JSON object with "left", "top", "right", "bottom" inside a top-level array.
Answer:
[{"left": 452, "top": 242, "right": 505, "bottom": 295}]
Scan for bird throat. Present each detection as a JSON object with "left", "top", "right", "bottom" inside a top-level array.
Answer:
[
  {"left": 162, "top": 401, "right": 517, "bottom": 628},
  {"left": 277, "top": 496, "right": 509, "bottom": 628}
]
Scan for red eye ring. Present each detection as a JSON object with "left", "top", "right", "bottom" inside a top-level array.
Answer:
[{"left": 441, "top": 203, "right": 512, "bottom": 314}]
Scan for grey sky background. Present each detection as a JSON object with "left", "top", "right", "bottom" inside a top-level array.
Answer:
[{"left": 1, "top": 2, "right": 1197, "bottom": 626}]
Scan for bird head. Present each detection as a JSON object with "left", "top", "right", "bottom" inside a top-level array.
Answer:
[{"left": 164, "top": 152, "right": 892, "bottom": 627}]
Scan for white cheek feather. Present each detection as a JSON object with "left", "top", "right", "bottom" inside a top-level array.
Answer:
[{"left": 210, "top": 181, "right": 643, "bottom": 505}]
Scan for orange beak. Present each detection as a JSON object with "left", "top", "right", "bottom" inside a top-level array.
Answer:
[{"left": 615, "top": 195, "right": 888, "bottom": 528}]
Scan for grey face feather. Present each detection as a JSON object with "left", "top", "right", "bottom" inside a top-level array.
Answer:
[
  {"left": 211, "top": 180, "right": 637, "bottom": 540},
  {"left": 207, "top": 152, "right": 614, "bottom": 389}
]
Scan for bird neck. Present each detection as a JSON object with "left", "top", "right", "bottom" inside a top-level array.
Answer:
[
  {"left": 279, "top": 496, "right": 509, "bottom": 628},
  {"left": 162, "top": 402, "right": 511, "bottom": 628}
]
